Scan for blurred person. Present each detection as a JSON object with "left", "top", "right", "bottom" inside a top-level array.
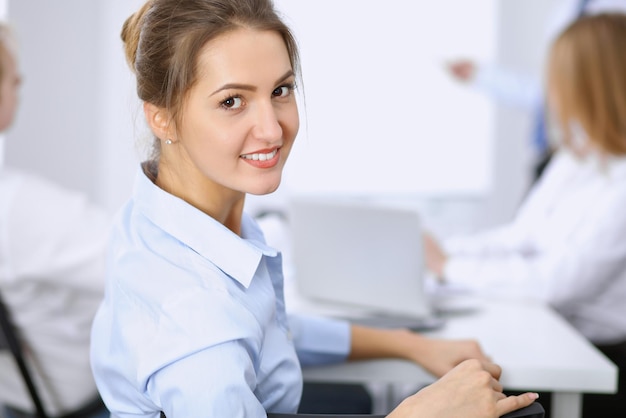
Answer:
[
  {"left": 447, "top": 0, "right": 626, "bottom": 180},
  {"left": 427, "top": 13, "right": 626, "bottom": 417},
  {"left": 89, "top": 1, "right": 539, "bottom": 417},
  {"left": 0, "top": 22, "right": 110, "bottom": 418}
]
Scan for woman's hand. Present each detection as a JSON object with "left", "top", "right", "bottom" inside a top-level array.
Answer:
[
  {"left": 446, "top": 60, "right": 477, "bottom": 82},
  {"left": 348, "top": 325, "right": 537, "bottom": 417},
  {"left": 404, "top": 335, "right": 491, "bottom": 378},
  {"left": 423, "top": 232, "right": 448, "bottom": 279},
  {"left": 387, "top": 359, "right": 538, "bottom": 418}
]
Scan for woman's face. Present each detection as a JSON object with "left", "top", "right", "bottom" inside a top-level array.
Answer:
[
  {"left": 0, "top": 46, "right": 21, "bottom": 132},
  {"left": 161, "top": 28, "right": 299, "bottom": 201}
]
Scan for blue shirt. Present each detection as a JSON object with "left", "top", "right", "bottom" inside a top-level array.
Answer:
[{"left": 90, "top": 164, "right": 351, "bottom": 418}]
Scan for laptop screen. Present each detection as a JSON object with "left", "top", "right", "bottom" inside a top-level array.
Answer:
[{"left": 288, "top": 196, "right": 431, "bottom": 319}]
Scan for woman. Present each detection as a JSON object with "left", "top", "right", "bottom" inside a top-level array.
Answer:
[
  {"left": 426, "top": 13, "right": 626, "bottom": 417},
  {"left": 89, "top": 1, "right": 537, "bottom": 417}
]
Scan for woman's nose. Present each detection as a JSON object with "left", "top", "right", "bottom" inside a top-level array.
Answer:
[{"left": 251, "top": 101, "right": 283, "bottom": 142}]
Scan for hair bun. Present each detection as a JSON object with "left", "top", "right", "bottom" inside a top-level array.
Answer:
[{"left": 121, "top": 1, "right": 153, "bottom": 72}]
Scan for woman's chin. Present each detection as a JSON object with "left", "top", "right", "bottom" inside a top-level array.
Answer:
[{"left": 248, "top": 180, "right": 282, "bottom": 196}]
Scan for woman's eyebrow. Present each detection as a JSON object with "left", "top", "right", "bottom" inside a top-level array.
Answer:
[
  {"left": 275, "top": 69, "right": 295, "bottom": 85},
  {"left": 210, "top": 69, "right": 295, "bottom": 97}
]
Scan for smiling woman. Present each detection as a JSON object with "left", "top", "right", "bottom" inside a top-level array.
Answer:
[{"left": 89, "top": 1, "right": 538, "bottom": 417}]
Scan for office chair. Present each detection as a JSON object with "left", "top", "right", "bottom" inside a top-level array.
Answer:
[
  {"left": 0, "top": 293, "right": 107, "bottom": 418},
  {"left": 158, "top": 401, "right": 544, "bottom": 417},
  {"left": 0, "top": 292, "right": 50, "bottom": 418},
  {"left": 267, "top": 402, "right": 544, "bottom": 417}
]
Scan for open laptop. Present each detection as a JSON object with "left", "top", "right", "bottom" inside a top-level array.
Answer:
[{"left": 288, "top": 196, "right": 443, "bottom": 330}]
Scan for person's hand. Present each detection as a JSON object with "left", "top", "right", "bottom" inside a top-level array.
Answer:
[
  {"left": 387, "top": 359, "right": 539, "bottom": 418},
  {"left": 405, "top": 336, "right": 491, "bottom": 378},
  {"left": 446, "top": 60, "right": 477, "bottom": 82},
  {"left": 423, "top": 233, "right": 447, "bottom": 279}
]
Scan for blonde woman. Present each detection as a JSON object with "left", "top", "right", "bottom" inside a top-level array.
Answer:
[{"left": 426, "top": 13, "right": 626, "bottom": 417}]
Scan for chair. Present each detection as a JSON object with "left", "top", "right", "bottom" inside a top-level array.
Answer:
[
  {"left": 267, "top": 402, "right": 545, "bottom": 417},
  {"left": 0, "top": 293, "right": 107, "bottom": 418},
  {"left": 0, "top": 292, "right": 50, "bottom": 417},
  {"left": 159, "top": 401, "right": 544, "bottom": 417}
]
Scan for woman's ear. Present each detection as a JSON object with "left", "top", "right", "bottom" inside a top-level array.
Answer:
[{"left": 144, "top": 102, "right": 175, "bottom": 142}]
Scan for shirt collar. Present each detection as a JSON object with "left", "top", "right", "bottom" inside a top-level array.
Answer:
[{"left": 132, "top": 163, "right": 278, "bottom": 288}]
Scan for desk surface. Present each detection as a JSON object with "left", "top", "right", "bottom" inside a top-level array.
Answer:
[{"left": 297, "top": 297, "right": 617, "bottom": 395}]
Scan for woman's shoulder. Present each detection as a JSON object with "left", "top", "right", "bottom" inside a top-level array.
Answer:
[
  {"left": 105, "top": 207, "right": 246, "bottom": 316},
  {"left": 96, "top": 248, "right": 261, "bottom": 383}
]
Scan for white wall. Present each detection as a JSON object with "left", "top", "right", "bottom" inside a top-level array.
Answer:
[
  {"left": 93, "top": 1, "right": 148, "bottom": 213},
  {"left": 6, "top": 1, "right": 100, "bottom": 198},
  {"left": 4, "top": 0, "right": 564, "bottom": 225},
  {"left": 480, "top": 0, "right": 563, "bottom": 226},
  {"left": 5, "top": 0, "right": 142, "bottom": 213}
]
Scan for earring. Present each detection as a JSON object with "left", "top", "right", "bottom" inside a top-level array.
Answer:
[{"left": 165, "top": 139, "right": 173, "bottom": 145}]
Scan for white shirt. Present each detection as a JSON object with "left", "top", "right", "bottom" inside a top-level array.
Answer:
[
  {"left": 91, "top": 165, "right": 351, "bottom": 418},
  {"left": 443, "top": 150, "right": 626, "bottom": 344},
  {"left": 0, "top": 168, "right": 111, "bottom": 415}
]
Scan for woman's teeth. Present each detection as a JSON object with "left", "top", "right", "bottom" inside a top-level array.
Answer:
[{"left": 241, "top": 149, "right": 277, "bottom": 161}]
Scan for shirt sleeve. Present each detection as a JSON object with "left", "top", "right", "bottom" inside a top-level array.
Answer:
[
  {"left": 471, "top": 63, "right": 543, "bottom": 110},
  {"left": 443, "top": 247, "right": 547, "bottom": 300},
  {"left": 287, "top": 313, "right": 351, "bottom": 366},
  {"left": 441, "top": 151, "right": 575, "bottom": 297},
  {"left": 442, "top": 214, "right": 545, "bottom": 300},
  {"left": 4, "top": 172, "right": 111, "bottom": 292},
  {"left": 148, "top": 342, "right": 267, "bottom": 418},
  {"left": 93, "top": 282, "right": 288, "bottom": 418},
  {"left": 443, "top": 224, "right": 532, "bottom": 258},
  {"left": 443, "top": 173, "right": 626, "bottom": 311}
]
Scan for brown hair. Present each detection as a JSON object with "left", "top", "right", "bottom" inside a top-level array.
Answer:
[
  {"left": 121, "top": 0, "right": 300, "bottom": 158},
  {"left": 548, "top": 13, "right": 626, "bottom": 156}
]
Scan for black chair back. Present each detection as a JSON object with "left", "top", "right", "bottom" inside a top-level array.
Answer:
[
  {"left": 268, "top": 403, "right": 544, "bottom": 417},
  {"left": 0, "top": 292, "right": 50, "bottom": 418},
  {"left": 160, "top": 402, "right": 543, "bottom": 418}
]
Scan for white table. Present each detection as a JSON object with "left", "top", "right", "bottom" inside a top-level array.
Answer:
[{"left": 298, "top": 298, "right": 618, "bottom": 418}]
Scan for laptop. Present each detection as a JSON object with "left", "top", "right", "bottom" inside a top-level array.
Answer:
[{"left": 288, "top": 196, "right": 443, "bottom": 330}]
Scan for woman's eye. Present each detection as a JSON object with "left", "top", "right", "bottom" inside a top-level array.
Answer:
[
  {"left": 221, "top": 96, "right": 243, "bottom": 109},
  {"left": 272, "top": 86, "right": 291, "bottom": 98}
]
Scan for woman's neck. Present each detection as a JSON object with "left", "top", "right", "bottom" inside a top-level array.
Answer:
[{"left": 152, "top": 159, "right": 246, "bottom": 235}]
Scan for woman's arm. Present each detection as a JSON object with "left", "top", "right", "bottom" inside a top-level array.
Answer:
[{"left": 348, "top": 324, "right": 490, "bottom": 378}]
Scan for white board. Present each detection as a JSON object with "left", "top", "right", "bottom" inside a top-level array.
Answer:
[{"left": 274, "top": 0, "right": 497, "bottom": 196}]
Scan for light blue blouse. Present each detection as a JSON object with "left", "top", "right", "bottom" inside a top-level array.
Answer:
[{"left": 90, "top": 164, "right": 351, "bottom": 418}]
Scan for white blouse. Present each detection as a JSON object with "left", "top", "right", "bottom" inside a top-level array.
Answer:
[
  {"left": 0, "top": 168, "right": 111, "bottom": 415},
  {"left": 443, "top": 150, "right": 626, "bottom": 344}
]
